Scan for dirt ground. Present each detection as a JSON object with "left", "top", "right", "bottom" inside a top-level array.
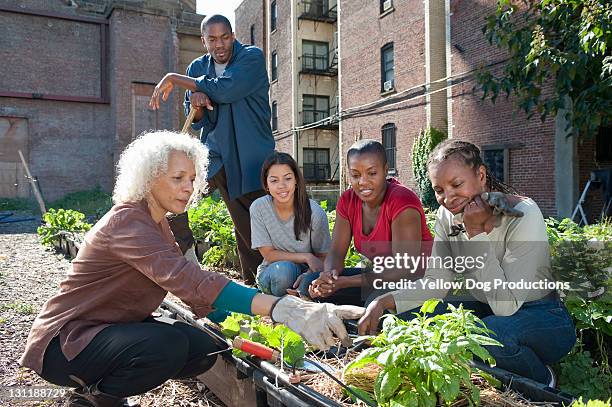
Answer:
[{"left": 0, "top": 214, "right": 225, "bottom": 407}]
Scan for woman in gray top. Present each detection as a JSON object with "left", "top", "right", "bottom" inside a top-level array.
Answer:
[{"left": 250, "top": 152, "right": 331, "bottom": 297}]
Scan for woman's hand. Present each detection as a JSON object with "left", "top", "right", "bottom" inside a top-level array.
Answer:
[
  {"left": 309, "top": 270, "right": 340, "bottom": 298},
  {"left": 462, "top": 195, "right": 493, "bottom": 238},
  {"left": 358, "top": 293, "right": 396, "bottom": 335},
  {"left": 271, "top": 295, "right": 364, "bottom": 348}
]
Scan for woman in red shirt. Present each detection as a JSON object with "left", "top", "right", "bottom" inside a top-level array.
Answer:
[{"left": 303, "top": 139, "right": 433, "bottom": 305}]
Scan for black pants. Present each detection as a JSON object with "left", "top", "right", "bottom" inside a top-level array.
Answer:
[
  {"left": 40, "top": 316, "right": 222, "bottom": 397},
  {"left": 169, "top": 167, "right": 265, "bottom": 285}
]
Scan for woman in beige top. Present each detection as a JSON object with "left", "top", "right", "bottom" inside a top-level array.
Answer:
[
  {"left": 358, "top": 140, "right": 575, "bottom": 387},
  {"left": 21, "top": 131, "right": 363, "bottom": 407}
]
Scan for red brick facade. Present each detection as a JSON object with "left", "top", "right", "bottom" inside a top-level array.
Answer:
[{"left": 339, "top": 0, "right": 426, "bottom": 189}]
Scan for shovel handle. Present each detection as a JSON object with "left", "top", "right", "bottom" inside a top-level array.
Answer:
[{"left": 181, "top": 108, "right": 197, "bottom": 134}]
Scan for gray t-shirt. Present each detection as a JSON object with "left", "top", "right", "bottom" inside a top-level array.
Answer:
[
  {"left": 214, "top": 62, "right": 227, "bottom": 77},
  {"left": 250, "top": 195, "right": 331, "bottom": 269}
]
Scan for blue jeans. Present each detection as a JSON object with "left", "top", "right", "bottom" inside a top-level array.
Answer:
[
  {"left": 397, "top": 295, "right": 576, "bottom": 384},
  {"left": 257, "top": 261, "right": 307, "bottom": 297}
]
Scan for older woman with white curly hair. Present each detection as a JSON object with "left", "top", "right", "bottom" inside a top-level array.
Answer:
[{"left": 21, "top": 131, "right": 364, "bottom": 407}]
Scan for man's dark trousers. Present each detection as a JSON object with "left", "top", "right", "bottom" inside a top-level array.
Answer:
[{"left": 169, "top": 167, "right": 264, "bottom": 285}]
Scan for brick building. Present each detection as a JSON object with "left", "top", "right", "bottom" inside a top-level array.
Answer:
[
  {"left": 338, "top": 0, "right": 611, "bottom": 218},
  {"left": 0, "top": 0, "right": 205, "bottom": 200},
  {"left": 235, "top": 0, "right": 341, "bottom": 204}
]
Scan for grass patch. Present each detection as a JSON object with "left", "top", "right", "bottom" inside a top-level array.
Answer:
[
  {"left": 49, "top": 186, "right": 112, "bottom": 220},
  {"left": 1, "top": 301, "right": 36, "bottom": 315},
  {"left": 0, "top": 197, "right": 35, "bottom": 211}
]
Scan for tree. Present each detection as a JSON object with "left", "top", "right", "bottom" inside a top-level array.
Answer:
[{"left": 477, "top": 0, "right": 611, "bottom": 138}]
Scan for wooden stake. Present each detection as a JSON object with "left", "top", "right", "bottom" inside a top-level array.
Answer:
[
  {"left": 18, "top": 150, "right": 46, "bottom": 214},
  {"left": 181, "top": 108, "right": 197, "bottom": 135}
]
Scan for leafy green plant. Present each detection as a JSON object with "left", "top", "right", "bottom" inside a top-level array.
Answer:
[
  {"left": 188, "top": 197, "right": 238, "bottom": 268},
  {"left": 220, "top": 313, "right": 306, "bottom": 366},
  {"left": 557, "top": 345, "right": 612, "bottom": 401},
  {"left": 345, "top": 299, "right": 502, "bottom": 406},
  {"left": 412, "top": 127, "right": 446, "bottom": 209},
  {"left": 323, "top": 202, "right": 363, "bottom": 268},
  {"left": 546, "top": 217, "right": 611, "bottom": 398},
  {"left": 37, "top": 208, "right": 92, "bottom": 246},
  {"left": 569, "top": 397, "right": 612, "bottom": 407}
]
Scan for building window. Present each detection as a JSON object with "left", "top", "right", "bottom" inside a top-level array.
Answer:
[
  {"left": 271, "top": 51, "right": 278, "bottom": 81},
  {"left": 302, "top": 40, "right": 329, "bottom": 71},
  {"left": 596, "top": 126, "right": 612, "bottom": 161},
  {"left": 380, "top": 0, "right": 393, "bottom": 14},
  {"left": 303, "top": 148, "right": 331, "bottom": 181},
  {"left": 483, "top": 149, "right": 507, "bottom": 182},
  {"left": 250, "top": 25, "right": 256, "bottom": 45},
  {"left": 271, "top": 101, "right": 278, "bottom": 131},
  {"left": 271, "top": 0, "right": 277, "bottom": 32},
  {"left": 381, "top": 43, "right": 394, "bottom": 92},
  {"left": 302, "top": 94, "right": 329, "bottom": 124},
  {"left": 382, "top": 123, "right": 396, "bottom": 173}
]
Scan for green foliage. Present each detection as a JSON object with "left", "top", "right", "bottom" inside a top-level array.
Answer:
[
  {"left": 346, "top": 299, "right": 502, "bottom": 406},
  {"left": 49, "top": 186, "right": 112, "bottom": 220},
  {"left": 412, "top": 127, "right": 446, "bottom": 209},
  {"left": 324, "top": 204, "right": 362, "bottom": 267},
  {"left": 0, "top": 197, "right": 34, "bottom": 211},
  {"left": 557, "top": 345, "right": 612, "bottom": 401},
  {"left": 1, "top": 301, "right": 36, "bottom": 315},
  {"left": 188, "top": 196, "right": 238, "bottom": 268},
  {"left": 220, "top": 313, "right": 306, "bottom": 366},
  {"left": 37, "top": 208, "right": 92, "bottom": 246},
  {"left": 570, "top": 397, "right": 612, "bottom": 407},
  {"left": 546, "top": 217, "right": 612, "bottom": 399},
  {"left": 478, "top": 0, "right": 612, "bottom": 138}
]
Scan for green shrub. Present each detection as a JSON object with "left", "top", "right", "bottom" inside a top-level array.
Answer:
[
  {"left": 37, "top": 208, "right": 92, "bottom": 246},
  {"left": 557, "top": 346, "right": 612, "bottom": 401},
  {"left": 412, "top": 127, "right": 446, "bottom": 209}
]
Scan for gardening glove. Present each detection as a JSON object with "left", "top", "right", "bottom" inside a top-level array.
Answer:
[
  {"left": 271, "top": 295, "right": 364, "bottom": 349},
  {"left": 480, "top": 192, "right": 524, "bottom": 217}
]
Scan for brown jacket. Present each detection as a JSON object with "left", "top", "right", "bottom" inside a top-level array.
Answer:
[{"left": 20, "top": 200, "right": 229, "bottom": 374}]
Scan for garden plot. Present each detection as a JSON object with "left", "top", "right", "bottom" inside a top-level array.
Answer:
[{"left": 16, "top": 195, "right": 612, "bottom": 406}]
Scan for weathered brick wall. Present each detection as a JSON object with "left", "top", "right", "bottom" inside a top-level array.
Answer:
[
  {"left": 450, "top": 0, "right": 558, "bottom": 216},
  {"left": 340, "top": 0, "right": 427, "bottom": 190},
  {"left": 235, "top": 0, "right": 264, "bottom": 49},
  {"left": 0, "top": 0, "right": 198, "bottom": 200},
  {"left": 108, "top": 7, "right": 177, "bottom": 159},
  {"left": 269, "top": 0, "right": 293, "bottom": 155},
  {"left": 0, "top": 0, "right": 113, "bottom": 200}
]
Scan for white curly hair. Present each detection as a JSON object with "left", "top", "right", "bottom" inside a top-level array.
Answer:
[{"left": 112, "top": 130, "right": 209, "bottom": 205}]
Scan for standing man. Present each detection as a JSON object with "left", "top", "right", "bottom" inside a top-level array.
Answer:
[{"left": 150, "top": 14, "right": 274, "bottom": 284}]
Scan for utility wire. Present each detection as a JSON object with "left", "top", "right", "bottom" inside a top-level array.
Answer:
[{"left": 273, "top": 58, "right": 509, "bottom": 142}]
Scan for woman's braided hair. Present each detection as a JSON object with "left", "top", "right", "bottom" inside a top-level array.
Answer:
[{"left": 427, "top": 139, "right": 520, "bottom": 195}]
